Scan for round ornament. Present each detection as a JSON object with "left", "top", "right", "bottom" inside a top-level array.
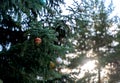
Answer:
[
  {"left": 49, "top": 61, "right": 55, "bottom": 69},
  {"left": 56, "top": 57, "right": 63, "bottom": 64},
  {"left": 34, "top": 37, "right": 42, "bottom": 45},
  {"left": 39, "top": 0, "right": 46, "bottom": 5}
]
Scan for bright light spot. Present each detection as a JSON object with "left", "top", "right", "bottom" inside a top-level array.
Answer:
[
  {"left": 81, "top": 60, "right": 97, "bottom": 72},
  {"left": 86, "top": 49, "right": 97, "bottom": 57},
  {"left": 71, "top": 60, "right": 97, "bottom": 79},
  {"left": 0, "top": 45, "right": 3, "bottom": 51},
  {"left": 72, "top": 40, "right": 78, "bottom": 45},
  {"left": 111, "top": 40, "right": 119, "bottom": 47},
  {"left": 66, "top": 53, "right": 78, "bottom": 59},
  {"left": 63, "top": 59, "right": 71, "bottom": 65},
  {"left": 99, "top": 46, "right": 108, "bottom": 52},
  {"left": 60, "top": 68, "right": 71, "bottom": 74},
  {"left": 107, "top": 24, "right": 120, "bottom": 35},
  {"left": 101, "top": 68, "right": 109, "bottom": 78},
  {"left": 37, "top": 76, "right": 43, "bottom": 80}
]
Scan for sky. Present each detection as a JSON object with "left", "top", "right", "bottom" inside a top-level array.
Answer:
[
  {"left": 112, "top": 0, "right": 120, "bottom": 16},
  {"left": 62, "top": 0, "right": 120, "bottom": 17},
  {"left": 106, "top": 0, "right": 120, "bottom": 17}
]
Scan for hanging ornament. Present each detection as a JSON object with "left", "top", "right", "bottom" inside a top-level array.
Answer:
[
  {"left": 49, "top": 61, "right": 55, "bottom": 69},
  {"left": 39, "top": 0, "right": 46, "bottom": 5},
  {"left": 56, "top": 57, "right": 63, "bottom": 64},
  {"left": 34, "top": 37, "right": 42, "bottom": 45}
]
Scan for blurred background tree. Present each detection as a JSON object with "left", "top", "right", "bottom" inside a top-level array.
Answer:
[{"left": 58, "top": 0, "right": 120, "bottom": 83}]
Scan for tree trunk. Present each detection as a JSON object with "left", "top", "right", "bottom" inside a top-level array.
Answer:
[{"left": 98, "top": 66, "right": 101, "bottom": 83}]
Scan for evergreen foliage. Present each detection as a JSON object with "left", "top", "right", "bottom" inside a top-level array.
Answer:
[
  {"left": 63, "top": 0, "right": 120, "bottom": 82},
  {"left": 0, "top": 0, "right": 69, "bottom": 82},
  {"left": 1, "top": 0, "right": 120, "bottom": 83}
]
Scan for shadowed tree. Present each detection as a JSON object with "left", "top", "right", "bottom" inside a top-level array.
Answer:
[{"left": 0, "top": 0, "right": 72, "bottom": 83}]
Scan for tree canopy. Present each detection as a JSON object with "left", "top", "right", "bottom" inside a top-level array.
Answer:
[
  {"left": 0, "top": 0, "right": 70, "bottom": 83},
  {"left": 0, "top": 0, "right": 120, "bottom": 83}
]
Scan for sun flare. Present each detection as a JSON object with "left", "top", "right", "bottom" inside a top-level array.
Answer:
[{"left": 81, "top": 60, "right": 97, "bottom": 72}]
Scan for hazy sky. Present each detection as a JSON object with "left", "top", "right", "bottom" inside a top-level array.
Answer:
[
  {"left": 111, "top": 0, "right": 120, "bottom": 17},
  {"left": 62, "top": 0, "right": 120, "bottom": 17}
]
